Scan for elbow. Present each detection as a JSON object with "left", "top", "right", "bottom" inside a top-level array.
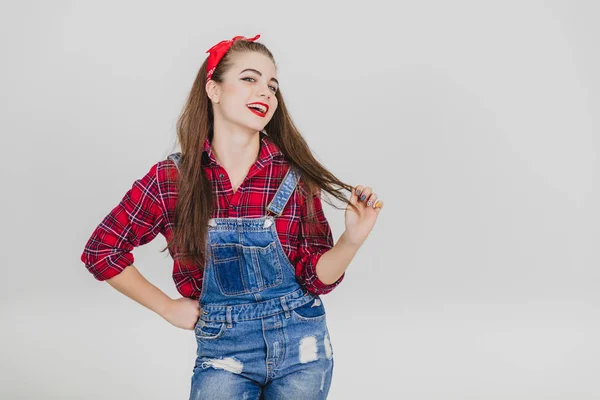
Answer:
[{"left": 81, "top": 250, "right": 133, "bottom": 282}]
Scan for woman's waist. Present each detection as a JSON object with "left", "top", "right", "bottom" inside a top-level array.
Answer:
[{"left": 199, "top": 288, "right": 317, "bottom": 322}]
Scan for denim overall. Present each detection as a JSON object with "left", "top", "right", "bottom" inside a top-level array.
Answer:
[{"left": 167, "top": 153, "right": 334, "bottom": 400}]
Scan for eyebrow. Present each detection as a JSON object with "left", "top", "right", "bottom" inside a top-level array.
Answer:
[{"left": 240, "top": 68, "right": 279, "bottom": 86}]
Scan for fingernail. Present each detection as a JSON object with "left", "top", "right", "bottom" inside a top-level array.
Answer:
[
  {"left": 356, "top": 189, "right": 361, "bottom": 195},
  {"left": 360, "top": 194, "right": 366, "bottom": 201},
  {"left": 367, "top": 200, "right": 373, "bottom": 207}
]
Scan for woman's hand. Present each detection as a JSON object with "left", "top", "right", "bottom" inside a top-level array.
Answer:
[
  {"left": 161, "top": 297, "right": 202, "bottom": 330},
  {"left": 343, "top": 185, "right": 384, "bottom": 247}
]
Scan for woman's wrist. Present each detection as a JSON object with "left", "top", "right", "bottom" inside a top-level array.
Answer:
[{"left": 338, "top": 230, "right": 365, "bottom": 250}]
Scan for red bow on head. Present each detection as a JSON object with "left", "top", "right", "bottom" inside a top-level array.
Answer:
[{"left": 205, "top": 34, "right": 261, "bottom": 81}]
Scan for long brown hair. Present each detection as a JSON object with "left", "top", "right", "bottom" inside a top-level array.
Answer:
[{"left": 162, "top": 39, "right": 357, "bottom": 268}]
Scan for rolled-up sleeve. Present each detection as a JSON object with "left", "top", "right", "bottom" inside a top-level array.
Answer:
[
  {"left": 294, "top": 188, "right": 345, "bottom": 295},
  {"left": 81, "top": 163, "right": 165, "bottom": 281}
]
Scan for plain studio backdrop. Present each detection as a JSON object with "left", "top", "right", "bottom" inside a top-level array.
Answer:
[{"left": 1, "top": 1, "right": 598, "bottom": 399}]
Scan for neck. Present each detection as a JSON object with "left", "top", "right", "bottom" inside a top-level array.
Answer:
[{"left": 210, "top": 123, "right": 262, "bottom": 171}]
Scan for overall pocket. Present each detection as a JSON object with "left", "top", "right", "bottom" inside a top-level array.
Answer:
[
  {"left": 194, "top": 319, "right": 227, "bottom": 340},
  {"left": 291, "top": 298, "right": 327, "bottom": 322},
  {"left": 211, "top": 242, "right": 283, "bottom": 295}
]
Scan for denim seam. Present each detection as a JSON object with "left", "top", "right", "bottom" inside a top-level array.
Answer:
[
  {"left": 291, "top": 309, "right": 327, "bottom": 322},
  {"left": 201, "top": 294, "right": 315, "bottom": 322},
  {"left": 194, "top": 321, "right": 226, "bottom": 340},
  {"left": 201, "top": 288, "right": 307, "bottom": 310}
]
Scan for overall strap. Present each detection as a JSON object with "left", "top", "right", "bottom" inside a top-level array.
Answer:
[
  {"left": 167, "top": 152, "right": 182, "bottom": 171},
  {"left": 266, "top": 166, "right": 301, "bottom": 216}
]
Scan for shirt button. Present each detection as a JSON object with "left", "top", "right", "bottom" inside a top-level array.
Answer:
[{"left": 219, "top": 173, "right": 225, "bottom": 178}]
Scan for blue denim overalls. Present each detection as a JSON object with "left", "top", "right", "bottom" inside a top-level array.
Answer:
[{"left": 167, "top": 153, "right": 334, "bottom": 400}]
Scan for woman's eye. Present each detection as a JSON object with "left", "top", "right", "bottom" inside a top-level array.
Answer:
[{"left": 242, "top": 77, "right": 277, "bottom": 93}]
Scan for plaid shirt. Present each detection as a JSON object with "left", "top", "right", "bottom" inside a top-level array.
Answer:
[{"left": 80, "top": 134, "right": 344, "bottom": 299}]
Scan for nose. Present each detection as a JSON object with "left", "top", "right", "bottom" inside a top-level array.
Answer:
[{"left": 257, "top": 83, "right": 271, "bottom": 99}]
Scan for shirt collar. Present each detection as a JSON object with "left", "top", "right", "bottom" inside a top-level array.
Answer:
[{"left": 202, "top": 132, "right": 283, "bottom": 167}]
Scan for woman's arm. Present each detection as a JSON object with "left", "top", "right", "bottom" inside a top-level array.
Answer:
[
  {"left": 315, "top": 231, "right": 360, "bottom": 285},
  {"left": 106, "top": 264, "right": 173, "bottom": 318},
  {"left": 317, "top": 184, "right": 383, "bottom": 284},
  {"left": 105, "top": 265, "right": 200, "bottom": 330},
  {"left": 294, "top": 187, "right": 346, "bottom": 295},
  {"left": 307, "top": 184, "right": 384, "bottom": 286},
  {"left": 80, "top": 162, "right": 202, "bottom": 329}
]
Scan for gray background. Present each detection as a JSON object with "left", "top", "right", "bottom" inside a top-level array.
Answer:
[{"left": 1, "top": 1, "right": 598, "bottom": 399}]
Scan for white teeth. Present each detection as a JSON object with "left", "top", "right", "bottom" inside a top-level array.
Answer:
[{"left": 248, "top": 104, "right": 266, "bottom": 113}]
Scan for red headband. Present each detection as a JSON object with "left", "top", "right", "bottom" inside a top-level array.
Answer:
[{"left": 205, "top": 34, "right": 261, "bottom": 81}]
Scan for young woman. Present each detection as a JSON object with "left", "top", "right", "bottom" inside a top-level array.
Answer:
[{"left": 81, "top": 34, "right": 384, "bottom": 399}]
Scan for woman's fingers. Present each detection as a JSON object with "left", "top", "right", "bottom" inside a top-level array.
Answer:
[
  {"left": 354, "top": 185, "right": 364, "bottom": 197},
  {"left": 351, "top": 185, "right": 364, "bottom": 205},
  {"left": 354, "top": 184, "right": 383, "bottom": 211},
  {"left": 366, "top": 193, "right": 378, "bottom": 208},
  {"left": 350, "top": 185, "right": 364, "bottom": 206},
  {"left": 358, "top": 186, "right": 372, "bottom": 205}
]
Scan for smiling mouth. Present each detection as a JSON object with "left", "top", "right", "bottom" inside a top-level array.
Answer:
[{"left": 247, "top": 103, "right": 268, "bottom": 117}]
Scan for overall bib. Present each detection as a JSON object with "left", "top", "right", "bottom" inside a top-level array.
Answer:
[{"left": 168, "top": 153, "right": 334, "bottom": 400}]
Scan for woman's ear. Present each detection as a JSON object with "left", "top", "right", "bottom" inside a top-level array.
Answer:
[{"left": 205, "top": 80, "right": 220, "bottom": 104}]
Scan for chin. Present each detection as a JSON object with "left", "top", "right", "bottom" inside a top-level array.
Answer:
[
  {"left": 237, "top": 114, "right": 271, "bottom": 133},
  {"left": 239, "top": 125, "right": 263, "bottom": 134},
  {"left": 245, "top": 121, "right": 269, "bottom": 133}
]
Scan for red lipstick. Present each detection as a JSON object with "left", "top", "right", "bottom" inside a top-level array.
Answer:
[{"left": 247, "top": 102, "right": 269, "bottom": 117}]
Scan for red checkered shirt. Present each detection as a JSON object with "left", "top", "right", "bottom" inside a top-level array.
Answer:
[{"left": 80, "top": 134, "right": 344, "bottom": 299}]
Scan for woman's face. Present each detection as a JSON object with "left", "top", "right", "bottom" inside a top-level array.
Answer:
[{"left": 209, "top": 51, "right": 279, "bottom": 133}]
